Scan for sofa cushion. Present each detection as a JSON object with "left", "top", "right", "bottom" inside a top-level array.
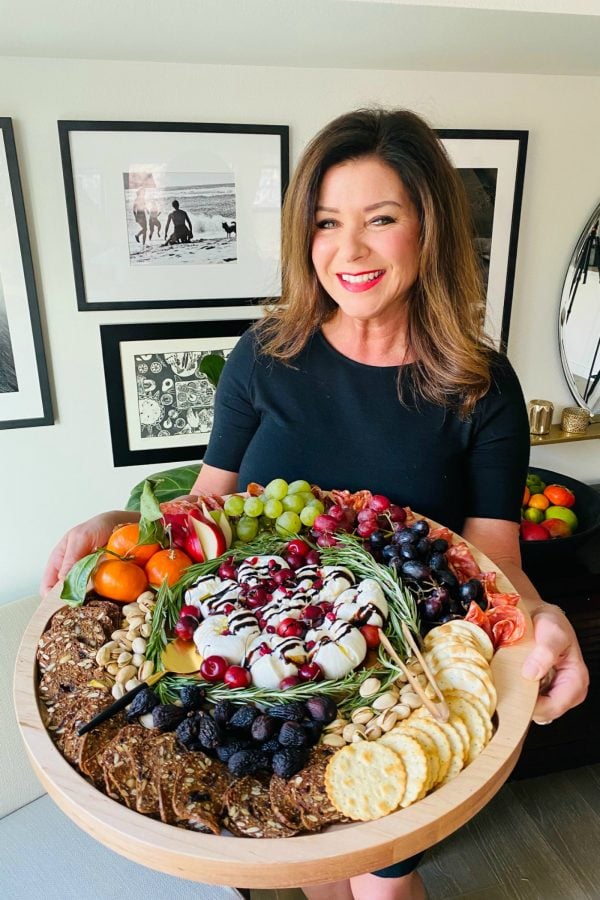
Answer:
[
  {"left": 0, "top": 793, "right": 244, "bottom": 898},
  {"left": 1, "top": 594, "right": 46, "bottom": 817}
]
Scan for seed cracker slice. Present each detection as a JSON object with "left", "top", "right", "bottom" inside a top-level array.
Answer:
[
  {"left": 434, "top": 666, "right": 496, "bottom": 716},
  {"left": 445, "top": 689, "right": 494, "bottom": 742},
  {"left": 289, "top": 747, "right": 347, "bottom": 829},
  {"left": 37, "top": 632, "right": 96, "bottom": 672},
  {"left": 48, "top": 605, "right": 114, "bottom": 649},
  {"left": 404, "top": 716, "right": 452, "bottom": 787},
  {"left": 224, "top": 776, "right": 299, "bottom": 838},
  {"left": 413, "top": 707, "right": 466, "bottom": 784},
  {"left": 171, "top": 753, "right": 224, "bottom": 835},
  {"left": 100, "top": 724, "right": 147, "bottom": 808},
  {"left": 155, "top": 735, "right": 192, "bottom": 825},
  {"left": 78, "top": 710, "right": 127, "bottom": 787},
  {"left": 325, "top": 741, "right": 406, "bottom": 821},
  {"left": 398, "top": 724, "right": 439, "bottom": 794},
  {"left": 443, "top": 694, "right": 488, "bottom": 764},
  {"left": 38, "top": 659, "right": 108, "bottom": 703},
  {"left": 377, "top": 730, "right": 424, "bottom": 809},
  {"left": 269, "top": 775, "right": 307, "bottom": 831}
]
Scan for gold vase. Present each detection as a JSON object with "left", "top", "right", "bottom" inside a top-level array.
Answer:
[{"left": 528, "top": 399, "right": 554, "bottom": 435}]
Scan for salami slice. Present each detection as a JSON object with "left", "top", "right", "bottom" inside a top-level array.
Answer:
[{"left": 486, "top": 605, "right": 527, "bottom": 648}]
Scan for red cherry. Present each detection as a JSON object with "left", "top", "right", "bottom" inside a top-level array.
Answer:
[
  {"left": 325, "top": 611, "right": 337, "bottom": 622},
  {"left": 277, "top": 618, "right": 305, "bottom": 638},
  {"left": 246, "top": 587, "right": 269, "bottom": 608},
  {"left": 272, "top": 569, "right": 291, "bottom": 586},
  {"left": 302, "top": 605, "right": 323, "bottom": 623},
  {"left": 258, "top": 642, "right": 272, "bottom": 656},
  {"left": 305, "top": 549, "right": 321, "bottom": 566},
  {"left": 298, "top": 662, "right": 323, "bottom": 682},
  {"left": 317, "top": 533, "right": 339, "bottom": 548},
  {"left": 199, "top": 655, "right": 228, "bottom": 682},
  {"left": 218, "top": 559, "right": 237, "bottom": 579},
  {"left": 179, "top": 604, "right": 201, "bottom": 620},
  {"left": 174, "top": 615, "right": 198, "bottom": 641},
  {"left": 280, "top": 675, "right": 302, "bottom": 690},
  {"left": 360, "top": 624, "right": 381, "bottom": 649},
  {"left": 287, "top": 538, "right": 310, "bottom": 558},
  {"left": 224, "top": 665, "right": 252, "bottom": 689},
  {"left": 286, "top": 552, "right": 305, "bottom": 570}
]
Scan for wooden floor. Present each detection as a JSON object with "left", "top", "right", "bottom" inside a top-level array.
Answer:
[{"left": 249, "top": 763, "right": 600, "bottom": 900}]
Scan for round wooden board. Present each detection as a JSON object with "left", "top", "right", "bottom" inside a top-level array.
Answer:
[{"left": 15, "top": 525, "right": 538, "bottom": 889}]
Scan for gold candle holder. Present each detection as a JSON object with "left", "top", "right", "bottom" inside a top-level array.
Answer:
[
  {"left": 528, "top": 399, "right": 554, "bottom": 435},
  {"left": 561, "top": 406, "right": 590, "bottom": 434}
]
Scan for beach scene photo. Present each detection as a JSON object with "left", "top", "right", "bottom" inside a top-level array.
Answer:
[
  {"left": 457, "top": 167, "right": 498, "bottom": 295},
  {"left": 0, "top": 273, "right": 18, "bottom": 394},
  {"left": 123, "top": 171, "right": 237, "bottom": 267}
]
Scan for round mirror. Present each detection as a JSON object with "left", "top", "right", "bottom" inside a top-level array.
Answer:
[{"left": 559, "top": 202, "right": 600, "bottom": 415}]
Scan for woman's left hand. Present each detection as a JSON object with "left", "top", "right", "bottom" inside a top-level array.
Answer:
[{"left": 521, "top": 603, "right": 589, "bottom": 724}]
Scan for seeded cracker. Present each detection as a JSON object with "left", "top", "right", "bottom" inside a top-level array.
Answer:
[
  {"left": 171, "top": 753, "right": 225, "bottom": 835},
  {"left": 37, "top": 632, "right": 96, "bottom": 672},
  {"left": 100, "top": 724, "right": 147, "bottom": 809},
  {"left": 224, "top": 776, "right": 299, "bottom": 838},
  {"left": 78, "top": 710, "right": 127, "bottom": 788},
  {"left": 325, "top": 742, "right": 406, "bottom": 821},
  {"left": 289, "top": 748, "right": 348, "bottom": 829}
]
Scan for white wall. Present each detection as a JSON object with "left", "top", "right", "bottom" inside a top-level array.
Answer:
[{"left": 1, "top": 56, "right": 599, "bottom": 603}]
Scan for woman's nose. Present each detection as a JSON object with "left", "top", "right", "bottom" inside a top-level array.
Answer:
[{"left": 339, "top": 228, "right": 368, "bottom": 260}]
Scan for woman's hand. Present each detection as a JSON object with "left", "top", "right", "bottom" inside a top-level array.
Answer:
[
  {"left": 40, "top": 510, "right": 137, "bottom": 599},
  {"left": 521, "top": 603, "right": 589, "bottom": 724}
]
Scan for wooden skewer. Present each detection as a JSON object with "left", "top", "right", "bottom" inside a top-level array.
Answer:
[
  {"left": 401, "top": 623, "right": 449, "bottom": 722},
  {"left": 378, "top": 630, "right": 449, "bottom": 723}
]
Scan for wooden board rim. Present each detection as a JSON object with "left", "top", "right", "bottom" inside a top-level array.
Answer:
[{"left": 14, "top": 526, "right": 538, "bottom": 888}]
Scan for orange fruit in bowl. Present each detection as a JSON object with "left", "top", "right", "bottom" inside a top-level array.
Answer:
[
  {"left": 541, "top": 518, "right": 573, "bottom": 538},
  {"left": 145, "top": 548, "right": 193, "bottom": 587},
  {"left": 93, "top": 558, "right": 149, "bottom": 602},
  {"left": 523, "top": 486, "right": 531, "bottom": 506},
  {"left": 543, "top": 484, "right": 576, "bottom": 508},
  {"left": 106, "top": 522, "right": 161, "bottom": 566},
  {"left": 527, "top": 493, "right": 550, "bottom": 511}
]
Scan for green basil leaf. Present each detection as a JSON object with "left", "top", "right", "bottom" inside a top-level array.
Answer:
[
  {"left": 126, "top": 465, "right": 201, "bottom": 511},
  {"left": 140, "top": 478, "right": 163, "bottom": 522},
  {"left": 60, "top": 550, "right": 105, "bottom": 607},
  {"left": 138, "top": 516, "right": 165, "bottom": 546},
  {"left": 199, "top": 354, "right": 225, "bottom": 389}
]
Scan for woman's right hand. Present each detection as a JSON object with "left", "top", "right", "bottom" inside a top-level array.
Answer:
[{"left": 40, "top": 510, "right": 137, "bottom": 599}]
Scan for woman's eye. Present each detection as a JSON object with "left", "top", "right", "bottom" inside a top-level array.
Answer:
[
  {"left": 315, "top": 219, "right": 337, "bottom": 230},
  {"left": 370, "top": 215, "right": 395, "bottom": 226}
]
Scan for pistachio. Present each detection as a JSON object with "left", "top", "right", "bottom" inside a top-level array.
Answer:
[
  {"left": 351, "top": 706, "right": 375, "bottom": 725},
  {"left": 376, "top": 709, "right": 399, "bottom": 732},
  {"left": 351, "top": 729, "right": 367, "bottom": 742},
  {"left": 139, "top": 660, "right": 154, "bottom": 680},
  {"left": 137, "top": 590, "right": 155, "bottom": 605},
  {"left": 324, "top": 718, "right": 348, "bottom": 733},
  {"left": 111, "top": 682, "right": 125, "bottom": 700},
  {"left": 140, "top": 623, "right": 152, "bottom": 638},
  {"left": 364, "top": 722, "right": 382, "bottom": 740},
  {"left": 116, "top": 664, "right": 137, "bottom": 685},
  {"left": 359, "top": 677, "right": 381, "bottom": 698},
  {"left": 117, "top": 651, "right": 133, "bottom": 666},
  {"left": 372, "top": 690, "right": 399, "bottom": 710},
  {"left": 321, "top": 733, "right": 346, "bottom": 748},
  {"left": 107, "top": 662, "right": 120, "bottom": 677},
  {"left": 125, "top": 677, "right": 141, "bottom": 692},
  {"left": 391, "top": 702, "right": 411, "bottom": 719},
  {"left": 121, "top": 602, "right": 141, "bottom": 617},
  {"left": 95, "top": 646, "right": 111, "bottom": 666},
  {"left": 139, "top": 712, "right": 155, "bottom": 729},
  {"left": 111, "top": 629, "right": 129, "bottom": 642},
  {"left": 402, "top": 691, "right": 423, "bottom": 709},
  {"left": 131, "top": 636, "right": 147, "bottom": 655},
  {"left": 342, "top": 723, "right": 362, "bottom": 742},
  {"left": 132, "top": 652, "right": 145, "bottom": 667},
  {"left": 394, "top": 670, "right": 408, "bottom": 684},
  {"left": 128, "top": 615, "right": 145, "bottom": 630}
]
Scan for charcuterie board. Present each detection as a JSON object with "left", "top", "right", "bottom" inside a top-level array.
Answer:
[{"left": 14, "top": 523, "right": 538, "bottom": 889}]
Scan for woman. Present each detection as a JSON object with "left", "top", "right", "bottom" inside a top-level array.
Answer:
[{"left": 42, "top": 109, "right": 588, "bottom": 900}]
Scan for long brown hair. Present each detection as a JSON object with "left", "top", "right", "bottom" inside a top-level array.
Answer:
[{"left": 259, "top": 108, "right": 493, "bottom": 415}]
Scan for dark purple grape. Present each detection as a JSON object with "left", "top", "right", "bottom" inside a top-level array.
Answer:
[
  {"left": 369, "top": 530, "right": 386, "bottom": 550},
  {"left": 410, "top": 520, "right": 430, "bottom": 537},
  {"left": 429, "top": 586, "right": 450, "bottom": 609},
  {"left": 382, "top": 544, "right": 399, "bottom": 563},
  {"left": 394, "top": 529, "right": 416, "bottom": 546},
  {"left": 440, "top": 613, "right": 463, "bottom": 623},
  {"left": 430, "top": 538, "right": 449, "bottom": 554},
  {"left": 415, "top": 538, "right": 431, "bottom": 558},
  {"left": 458, "top": 579, "right": 484, "bottom": 603},
  {"left": 399, "top": 543, "right": 418, "bottom": 561},
  {"left": 436, "top": 569, "right": 458, "bottom": 589},
  {"left": 401, "top": 560, "right": 432, "bottom": 581},
  {"left": 421, "top": 596, "right": 443, "bottom": 620},
  {"left": 429, "top": 552, "right": 447, "bottom": 572}
]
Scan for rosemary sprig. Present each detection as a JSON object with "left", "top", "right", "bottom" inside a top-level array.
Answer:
[
  {"left": 146, "top": 532, "right": 287, "bottom": 667},
  {"left": 318, "top": 532, "right": 420, "bottom": 656},
  {"left": 155, "top": 662, "right": 402, "bottom": 713}
]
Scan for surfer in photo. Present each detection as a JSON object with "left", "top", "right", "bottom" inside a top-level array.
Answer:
[
  {"left": 133, "top": 188, "right": 148, "bottom": 247},
  {"left": 163, "top": 199, "right": 193, "bottom": 245},
  {"left": 148, "top": 202, "right": 162, "bottom": 240}
]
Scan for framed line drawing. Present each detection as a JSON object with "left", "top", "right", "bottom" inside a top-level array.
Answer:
[
  {"left": 59, "top": 121, "right": 289, "bottom": 311},
  {"left": 0, "top": 118, "right": 53, "bottom": 430},
  {"left": 438, "top": 129, "right": 528, "bottom": 350},
  {"left": 100, "top": 319, "right": 256, "bottom": 467}
]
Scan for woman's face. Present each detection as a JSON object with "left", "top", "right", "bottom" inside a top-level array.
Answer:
[{"left": 311, "top": 156, "right": 421, "bottom": 324}]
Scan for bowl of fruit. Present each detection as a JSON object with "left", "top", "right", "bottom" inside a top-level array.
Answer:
[{"left": 519, "top": 466, "right": 600, "bottom": 562}]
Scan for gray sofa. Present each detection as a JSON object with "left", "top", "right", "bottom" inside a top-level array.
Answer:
[{"left": 1, "top": 595, "right": 245, "bottom": 900}]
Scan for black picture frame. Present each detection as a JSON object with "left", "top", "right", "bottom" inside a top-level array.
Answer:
[
  {"left": 59, "top": 120, "right": 289, "bottom": 311},
  {"left": 437, "top": 129, "right": 528, "bottom": 351},
  {"left": 0, "top": 118, "right": 53, "bottom": 430},
  {"left": 100, "top": 319, "right": 255, "bottom": 467}
]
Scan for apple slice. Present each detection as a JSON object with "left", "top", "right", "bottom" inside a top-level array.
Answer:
[
  {"left": 190, "top": 514, "right": 227, "bottom": 560},
  {"left": 200, "top": 501, "right": 233, "bottom": 550}
]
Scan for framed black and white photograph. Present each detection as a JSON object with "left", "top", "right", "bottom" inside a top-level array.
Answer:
[
  {"left": 59, "top": 121, "right": 289, "bottom": 311},
  {"left": 0, "top": 118, "right": 53, "bottom": 430},
  {"left": 100, "top": 319, "right": 255, "bottom": 467},
  {"left": 438, "top": 130, "right": 528, "bottom": 350}
]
